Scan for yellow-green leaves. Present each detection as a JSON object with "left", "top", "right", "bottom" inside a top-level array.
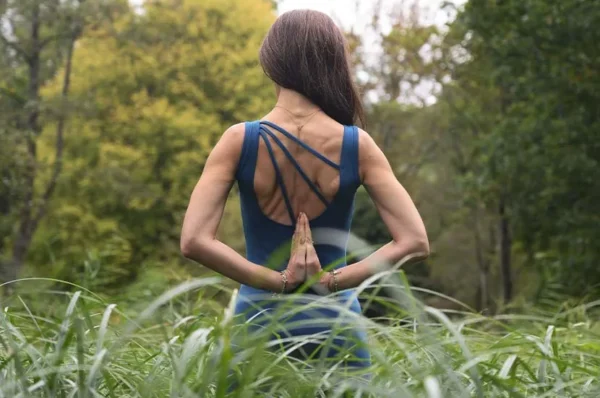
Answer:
[{"left": 31, "top": 0, "right": 275, "bottom": 289}]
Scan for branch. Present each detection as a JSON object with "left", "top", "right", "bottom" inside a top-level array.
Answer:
[
  {"left": 0, "top": 86, "right": 25, "bottom": 106},
  {"left": 39, "top": 30, "right": 78, "bottom": 49},
  {"left": 444, "top": 89, "right": 484, "bottom": 138},
  {"left": 0, "top": 32, "right": 29, "bottom": 62},
  {"left": 400, "top": 141, "right": 437, "bottom": 180},
  {"left": 41, "top": 0, "right": 87, "bottom": 49}
]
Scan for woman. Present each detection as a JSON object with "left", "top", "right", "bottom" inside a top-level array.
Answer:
[{"left": 180, "top": 10, "right": 429, "bottom": 372}]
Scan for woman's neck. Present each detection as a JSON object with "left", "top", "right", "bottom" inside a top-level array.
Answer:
[{"left": 275, "top": 88, "right": 320, "bottom": 115}]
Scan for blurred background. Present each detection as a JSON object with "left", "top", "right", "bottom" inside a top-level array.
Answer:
[{"left": 0, "top": 0, "right": 598, "bottom": 314}]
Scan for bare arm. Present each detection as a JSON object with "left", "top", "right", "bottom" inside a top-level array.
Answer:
[
  {"left": 180, "top": 124, "right": 282, "bottom": 292},
  {"left": 322, "top": 129, "right": 430, "bottom": 291}
]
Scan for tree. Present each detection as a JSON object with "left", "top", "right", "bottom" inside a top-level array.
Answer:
[
  {"left": 0, "top": 0, "right": 123, "bottom": 289},
  {"left": 444, "top": 0, "right": 600, "bottom": 301},
  {"left": 26, "top": 0, "right": 275, "bottom": 290}
]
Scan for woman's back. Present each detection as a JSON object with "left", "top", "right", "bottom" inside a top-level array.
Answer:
[
  {"left": 253, "top": 113, "right": 346, "bottom": 225},
  {"left": 235, "top": 111, "right": 361, "bottom": 275}
]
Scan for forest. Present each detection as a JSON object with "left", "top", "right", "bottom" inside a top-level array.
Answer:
[{"left": 0, "top": 0, "right": 599, "bottom": 396}]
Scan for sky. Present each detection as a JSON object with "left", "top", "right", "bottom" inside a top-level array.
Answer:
[
  {"left": 277, "top": 0, "right": 466, "bottom": 33},
  {"left": 277, "top": 0, "right": 466, "bottom": 104},
  {"left": 129, "top": 0, "right": 465, "bottom": 33}
]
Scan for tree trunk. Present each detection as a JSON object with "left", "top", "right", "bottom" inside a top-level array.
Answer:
[
  {"left": 4, "top": 4, "right": 80, "bottom": 290},
  {"left": 478, "top": 269, "right": 489, "bottom": 310},
  {"left": 6, "top": 4, "right": 42, "bottom": 290},
  {"left": 473, "top": 207, "right": 490, "bottom": 313},
  {"left": 499, "top": 197, "right": 512, "bottom": 304}
]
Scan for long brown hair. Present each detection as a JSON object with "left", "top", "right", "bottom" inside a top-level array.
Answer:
[{"left": 259, "top": 10, "right": 366, "bottom": 128}]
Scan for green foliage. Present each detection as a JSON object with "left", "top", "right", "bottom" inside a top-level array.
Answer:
[
  {"left": 0, "top": 0, "right": 134, "bottom": 284},
  {"left": 347, "top": 0, "right": 599, "bottom": 307},
  {"left": 17, "top": 0, "right": 276, "bottom": 289},
  {"left": 445, "top": 0, "right": 600, "bottom": 296}
]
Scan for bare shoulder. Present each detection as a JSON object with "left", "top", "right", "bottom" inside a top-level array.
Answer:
[
  {"left": 206, "top": 123, "right": 246, "bottom": 169},
  {"left": 221, "top": 122, "right": 246, "bottom": 146},
  {"left": 214, "top": 123, "right": 246, "bottom": 156},
  {"left": 356, "top": 127, "right": 378, "bottom": 159},
  {"left": 357, "top": 127, "right": 385, "bottom": 161},
  {"left": 356, "top": 127, "right": 391, "bottom": 182}
]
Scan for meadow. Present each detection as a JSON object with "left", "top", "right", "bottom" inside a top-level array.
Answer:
[
  {"left": 2, "top": 273, "right": 599, "bottom": 398},
  {"left": 1, "top": 0, "right": 599, "bottom": 396}
]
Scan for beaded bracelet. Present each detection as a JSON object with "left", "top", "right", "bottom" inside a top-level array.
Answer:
[
  {"left": 329, "top": 269, "right": 340, "bottom": 293},
  {"left": 272, "top": 270, "right": 288, "bottom": 297}
]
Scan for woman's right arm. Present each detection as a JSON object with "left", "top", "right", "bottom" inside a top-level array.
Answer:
[{"left": 320, "top": 129, "right": 430, "bottom": 291}]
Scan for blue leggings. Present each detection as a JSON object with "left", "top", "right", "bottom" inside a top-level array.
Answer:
[{"left": 226, "top": 302, "right": 372, "bottom": 394}]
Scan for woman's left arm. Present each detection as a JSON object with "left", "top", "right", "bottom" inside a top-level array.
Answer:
[{"left": 180, "top": 124, "right": 282, "bottom": 292}]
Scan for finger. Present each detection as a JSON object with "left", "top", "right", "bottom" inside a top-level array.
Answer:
[
  {"left": 302, "top": 214, "right": 310, "bottom": 250},
  {"left": 306, "top": 237, "right": 320, "bottom": 268},
  {"left": 300, "top": 213, "right": 309, "bottom": 271},
  {"left": 299, "top": 212, "right": 307, "bottom": 245},
  {"left": 303, "top": 213, "right": 313, "bottom": 245},
  {"left": 291, "top": 214, "right": 302, "bottom": 252},
  {"left": 303, "top": 242, "right": 309, "bottom": 280},
  {"left": 303, "top": 215, "right": 320, "bottom": 275}
]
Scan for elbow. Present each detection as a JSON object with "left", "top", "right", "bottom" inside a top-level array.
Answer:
[
  {"left": 392, "top": 233, "right": 430, "bottom": 264},
  {"left": 180, "top": 235, "right": 207, "bottom": 260},
  {"left": 413, "top": 235, "right": 430, "bottom": 260},
  {"left": 180, "top": 236, "right": 195, "bottom": 259}
]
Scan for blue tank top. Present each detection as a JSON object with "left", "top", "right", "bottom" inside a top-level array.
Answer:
[
  {"left": 232, "top": 119, "right": 370, "bottom": 366},
  {"left": 236, "top": 120, "right": 359, "bottom": 273}
]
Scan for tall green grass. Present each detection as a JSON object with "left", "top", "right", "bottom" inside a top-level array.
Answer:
[{"left": 2, "top": 273, "right": 600, "bottom": 398}]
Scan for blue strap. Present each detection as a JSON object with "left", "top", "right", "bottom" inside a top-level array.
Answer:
[
  {"left": 258, "top": 129, "right": 296, "bottom": 225},
  {"left": 236, "top": 121, "right": 260, "bottom": 182},
  {"left": 260, "top": 121, "right": 340, "bottom": 170},
  {"left": 350, "top": 126, "right": 360, "bottom": 183},
  {"left": 259, "top": 126, "right": 330, "bottom": 206},
  {"left": 340, "top": 125, "right": 360, "bottom": 187}
]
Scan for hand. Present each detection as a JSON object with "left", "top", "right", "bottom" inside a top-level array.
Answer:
[
  {"left": 283, "top": 213, "right": 332, "bottom": 294},
  {"left": 282, "top": 215, "right": 307, "bottom": 291},
  {"left": 299, "top": 213, "right": 322, "bottom": 281},
  {"left": 299, "top": 213, "right": 333, "bottom": 295}
]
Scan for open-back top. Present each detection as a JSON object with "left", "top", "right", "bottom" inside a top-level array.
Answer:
[{"left": 235, "top": 120, "right": 361, "bottom": 283}]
